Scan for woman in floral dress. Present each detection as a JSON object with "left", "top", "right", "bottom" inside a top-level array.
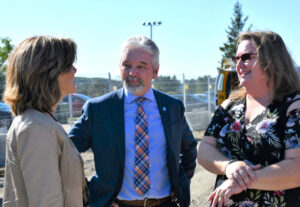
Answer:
[{"left": 197, "top": 31, "right": 300, "bottom": 207}]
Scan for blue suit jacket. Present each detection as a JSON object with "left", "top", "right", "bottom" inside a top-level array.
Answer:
[{"left": 69, "top": 89, "right": 197, "bottom": 207}]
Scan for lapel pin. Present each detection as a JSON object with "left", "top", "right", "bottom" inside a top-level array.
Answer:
[{"left": 162, "top": 106, "right": 166, "bottom": 111}]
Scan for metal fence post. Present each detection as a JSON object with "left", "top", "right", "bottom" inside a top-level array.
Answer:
[
  {"left": 68, "top": 94, "right": 73, "bottom": 125},
  {"left": 207, "top": 75, "right": 211, "bottom": 119},
  {"left": 0, "top": 130, "right": 7, "bottom": 167},
  {"left": 182, "top": 73, "right": 186, "bottom": 108},
  {"left": 108, "top": 72, "right": 112, "bottom": 92}
]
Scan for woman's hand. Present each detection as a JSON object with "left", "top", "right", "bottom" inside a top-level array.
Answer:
[
  {"left": 208, "top": 179, "right": 243, "bottom": 207},
  {"left": 225, "top": 161, "right": 261, "bottom": 190}
]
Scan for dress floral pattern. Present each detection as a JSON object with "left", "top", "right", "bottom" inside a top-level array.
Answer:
[{"left": 205, "top": 94, "right": 300, "bottom": 207}]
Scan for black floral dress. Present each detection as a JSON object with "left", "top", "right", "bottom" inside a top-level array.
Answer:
[{"left": 205, "top": 94, "right": 300, "bottom": 207}]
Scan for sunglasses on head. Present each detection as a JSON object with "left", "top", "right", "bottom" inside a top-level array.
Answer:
[{"left": 232, "top": 53, "right": 257, "bottom": 64}]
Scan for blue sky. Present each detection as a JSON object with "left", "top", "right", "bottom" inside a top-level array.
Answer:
[{"left": 1, "top": 0, "right": 300, "bottom": 79}]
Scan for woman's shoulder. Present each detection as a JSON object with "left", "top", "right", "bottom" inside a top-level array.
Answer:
[
  {"left": 12, "top": 109, "right": 56, "bottom": 135},
  {"left": 23, "top": 108, "right": 54, "bottom": 122},
  {"left": 6, "top": 109, "right": 64, "bottom": 152}
]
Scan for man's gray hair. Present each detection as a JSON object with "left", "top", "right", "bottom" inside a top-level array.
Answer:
[{"left": 121, "top": 36, "right": 159, "bottom": 69}]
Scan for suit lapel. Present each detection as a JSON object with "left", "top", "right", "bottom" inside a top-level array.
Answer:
[
  {"left": 154, "top": 90, "right": 178, "bottom": 186},
  {"left": 153, "top": 90, "right": 169, "bottom": 137},
  {"left": 111, "top": 89, "right": 126, "bottom": 169},
  {"left": 153, "top": 90, "right": 176, "bottom": 162}
]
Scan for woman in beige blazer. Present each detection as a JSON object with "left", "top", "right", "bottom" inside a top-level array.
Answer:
[{"left": 2, "top": 36, "right": 89, "bottom": 207}]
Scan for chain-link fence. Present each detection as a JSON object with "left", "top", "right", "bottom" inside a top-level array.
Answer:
[
  {"left": 0, "top": 73, "right": 217, "bottom": 167},
  {"left": 0, "top": 73, "right": 217, "bottom": 130},
  {"left": 55, "top": 73, "right": 217, "bottom": 130}
]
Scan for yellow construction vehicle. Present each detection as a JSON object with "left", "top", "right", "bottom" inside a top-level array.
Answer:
[{"left": 215, "top": 58, "right": 239, "bottom": 106}]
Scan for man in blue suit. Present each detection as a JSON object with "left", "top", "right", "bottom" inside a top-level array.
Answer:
[{"left": 69, "top": 36, "right": 197, "bottom": 207}]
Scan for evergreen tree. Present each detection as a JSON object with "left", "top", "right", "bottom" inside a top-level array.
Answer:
[
  {"left": 219, "top": 1, "right": 251, "bottom": 67},
  {"left": 0, "top": 37, "right": 13, "bottom": 72}
]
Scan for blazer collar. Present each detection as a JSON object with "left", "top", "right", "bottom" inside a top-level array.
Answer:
[
  {"left": 153, "top": 89, "right": 176, "bottom": 175},
  {"left": 112, "top": 88, "right": 126, "bottom": 169},
  {"left": 124, "top": 87, "right": 155, "bottom": 104},
  {"left": 153, "top": 89, "right": 169, "bottom": 136},
  {"left": 153, "top": 89, "right": 168, "bottom": 113}
]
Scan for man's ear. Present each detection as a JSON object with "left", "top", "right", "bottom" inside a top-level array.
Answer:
[{"left": 152, "top": 67, "right": 159, "bottom": 79}]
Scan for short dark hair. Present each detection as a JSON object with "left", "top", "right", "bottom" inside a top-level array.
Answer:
[{"left": 4, "top": 36, "right": 77, "bottom": 115}]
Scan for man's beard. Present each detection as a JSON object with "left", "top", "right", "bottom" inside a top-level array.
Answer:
[{"left": 123, "top": 76, "right": 145, "bottom": 95}]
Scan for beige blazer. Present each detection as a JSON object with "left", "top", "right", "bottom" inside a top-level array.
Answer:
[{"left": 3, "top": 109, "right": 84, "bottom": 207}]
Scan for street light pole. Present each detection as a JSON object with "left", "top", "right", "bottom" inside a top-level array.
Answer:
[
  {"left": 141, "top": 21, "right": 162, "bottom": 40},
  {"left": 149, "top": 24, "right": 152, "bottom": 40}
]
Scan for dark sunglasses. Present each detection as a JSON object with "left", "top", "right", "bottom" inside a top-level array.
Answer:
[{"left": 232, "top": 53, "right": 257, "bottom": 64}]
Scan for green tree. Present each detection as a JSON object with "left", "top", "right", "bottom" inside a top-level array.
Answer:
[
  {"left": 0, "top": 37, "right": 13, "bottom": 72},
  {"left": 0, "top": 37, "right": 13, "bottom": 100},
  {"left": 219, "top": 1, "right": 251, "bottom": 67}
]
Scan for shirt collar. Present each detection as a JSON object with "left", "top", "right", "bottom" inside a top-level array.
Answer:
[{"left": 124, "top": 87, "right": 154, "bottom": 104}]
